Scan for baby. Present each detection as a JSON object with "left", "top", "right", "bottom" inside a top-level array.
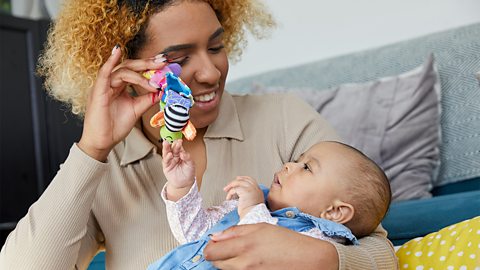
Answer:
[{"left": 147, "top": 140, "right": 391, "bottom": 270}]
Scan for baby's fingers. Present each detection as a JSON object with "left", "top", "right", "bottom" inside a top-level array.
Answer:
[
  {"left": 162, "top": 141, "right": 173, "bottom": 162},
  {"left": 225, "top": 188, "right": 239, "bottom": 200}
]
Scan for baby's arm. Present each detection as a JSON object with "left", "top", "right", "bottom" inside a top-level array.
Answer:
[
  {"left": 162, "top": 140, "right": 195, "bottom": 201},
  {"left": 224, "top": 176, "right": 265, "bottom": 219},
  {"left": 162, "top": 181, "right": 237, "bottom": 244},
  {"left": 162, "top": 140, "right": 237, "bottom": 243}
]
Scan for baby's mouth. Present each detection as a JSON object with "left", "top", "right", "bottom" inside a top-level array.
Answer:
[{"left": 273, "top": 174, "right": 281, "bottom": 186}]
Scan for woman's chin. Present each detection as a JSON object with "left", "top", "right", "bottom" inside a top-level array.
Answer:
[{"left": 190, "top": 93, "right": 222, "bottom": 128}]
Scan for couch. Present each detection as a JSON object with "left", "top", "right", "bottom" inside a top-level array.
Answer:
[
  {"left": 226, "top": 22, "right": 480, "bottom": 247},
  {"left": 87, "top": 22, "right": 480, "bottom": 270}
]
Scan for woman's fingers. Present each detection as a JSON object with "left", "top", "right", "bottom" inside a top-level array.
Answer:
[
  {"left": 110, "top": 68, "right": 159, "bottom": 93},
  {"left": 124, "top": 91, "right": 161, "bottom": 126},
  {"left": 98, "top": 45, "right": 122, "bottom": 80},
  {"left": 93, "top": 45, "right": 123, "bottom": 96},
  {"left": 112, "top": 55, "right": 166, "bottom": 73}
]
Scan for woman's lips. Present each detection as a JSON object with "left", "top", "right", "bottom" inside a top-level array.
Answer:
[
  {"left": 194, "top": 91, "right": 216, "bottom": 102},
  {"left": 192, "top": 90, "right": 219, "bottom": 111}
]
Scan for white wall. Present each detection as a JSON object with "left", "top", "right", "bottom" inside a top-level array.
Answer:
[{"left": 227, "top": 0, "right": 480, "bottom": 82}]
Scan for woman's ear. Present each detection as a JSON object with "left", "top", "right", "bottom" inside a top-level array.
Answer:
[{"left": 320, "top": 201, "right": 354, "bottom": 224}]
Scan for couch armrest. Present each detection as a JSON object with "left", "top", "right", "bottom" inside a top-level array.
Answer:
[{"left": 382, "top": 190, "right": 480, "bottom": 246}]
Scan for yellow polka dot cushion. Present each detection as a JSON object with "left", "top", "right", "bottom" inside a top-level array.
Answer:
[{"left": 396, "top": 216, "right": 480, "bottom": 269}]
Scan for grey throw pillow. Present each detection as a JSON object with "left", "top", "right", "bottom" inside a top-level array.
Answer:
[{"left": 251, "top": 55, "right": 441, "bottom": 202}]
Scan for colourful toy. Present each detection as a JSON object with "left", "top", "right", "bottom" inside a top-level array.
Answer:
[{"left": 143, "top": 64, "right": 196, "bottom": 143}]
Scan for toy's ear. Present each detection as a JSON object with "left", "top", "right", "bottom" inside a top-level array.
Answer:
[
  {"left": 150, "top": 110, "right": 165, "bottom": 128},
  {"left": 320, "top": 200, "right": 354, "bottom": 225}
]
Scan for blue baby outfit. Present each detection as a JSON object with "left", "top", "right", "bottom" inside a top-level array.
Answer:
[{"left": 147, "top": 187, "right": 358, "bottom": 270}]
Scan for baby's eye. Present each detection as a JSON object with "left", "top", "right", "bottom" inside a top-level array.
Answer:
[{"left": 303, "top": 163, "right": 311, "bottom": 172}]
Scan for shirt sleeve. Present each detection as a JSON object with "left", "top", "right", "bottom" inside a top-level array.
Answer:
[
  {"left": 332, "top": 225, "right": 398, "bottom": 270},
  {"left": 161, "top": 180, "right": 237, "bottom": 244},
  {"left": 237, "top": 203, "right": 278, "bottom": 225},
  {"left": 0, "top": 144, "right": 108, "bottom": 270}
]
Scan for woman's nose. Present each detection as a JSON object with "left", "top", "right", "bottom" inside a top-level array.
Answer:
[{"left": 193, "top": 54, "right": 221, "bottom": 85}]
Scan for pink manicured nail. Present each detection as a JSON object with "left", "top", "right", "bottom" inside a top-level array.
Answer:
[{"left": 153, "top": 54, "right": 166, "bottom": 63}]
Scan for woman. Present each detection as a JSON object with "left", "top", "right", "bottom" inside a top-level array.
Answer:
[{"left": 0, "top": 0, "right": 397, "bottom": 269}]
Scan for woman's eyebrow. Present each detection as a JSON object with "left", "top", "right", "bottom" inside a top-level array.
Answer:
[
  {"left": 209, "top": 27, "right": 224, "bottom": 41},
  {"left": 160, "top": 44, "right": 193, "bottom": 55},
  {"left": 160, "top": 27, "right": 224, "bottom": 55}
]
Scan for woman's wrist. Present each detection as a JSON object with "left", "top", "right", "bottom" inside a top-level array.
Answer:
[{"left": 77, "top": 140, "right": 111, "bottom": 162}]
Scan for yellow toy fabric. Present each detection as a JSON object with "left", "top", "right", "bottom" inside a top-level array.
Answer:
[{"left": 396, "top": 216, "right": 480, "bottom": 269}]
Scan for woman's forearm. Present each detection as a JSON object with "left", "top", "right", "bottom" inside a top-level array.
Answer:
[
  {"left": 0, "top": 144, "right": 108, "bottom": 269},
  {"left": 205, "top": 223, "right": 340, "bottom": 270}
]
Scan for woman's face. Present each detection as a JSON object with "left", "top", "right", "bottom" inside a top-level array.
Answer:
[{"left": 136, "top": 1, "right": 229, "bottom": 129}]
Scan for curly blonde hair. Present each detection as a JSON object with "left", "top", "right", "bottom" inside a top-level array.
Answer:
[{"left": 38, "top": 0, "right": 275, "bottom": 116}]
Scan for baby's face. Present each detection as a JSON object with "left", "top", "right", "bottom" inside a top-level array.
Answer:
[{"left": 267, "top": 142, "right": 352, "bottom": 217}]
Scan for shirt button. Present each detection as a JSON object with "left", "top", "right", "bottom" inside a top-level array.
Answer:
[
  {"left": 285, "top": 210, "right": 295, "bottom": 218},
  {"left": 191, "top": 255, "right": 202, "bottom": 263}
]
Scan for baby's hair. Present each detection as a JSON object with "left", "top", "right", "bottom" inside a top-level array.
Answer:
[
  {"left": 331, "top": 141, "right": 392, "bottom": 238},
  {"left": 37, "top": 0, "right": 275, "bottom": 116}
]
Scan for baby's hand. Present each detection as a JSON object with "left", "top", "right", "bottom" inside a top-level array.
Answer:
[
  {"left": 224, "top": 176, "right": 264, "bottom": 219},
  {"left": 162, "top": 140, "right": 195, "bottom": 190}
]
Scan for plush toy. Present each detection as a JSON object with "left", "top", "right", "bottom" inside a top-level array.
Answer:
[{"left": 143, "top": 64, "right": 196, "bottom": 143}]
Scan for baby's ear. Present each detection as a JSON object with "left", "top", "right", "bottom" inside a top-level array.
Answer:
[{"left": 320, "top": 201, "right": 354, "bottom": 224}]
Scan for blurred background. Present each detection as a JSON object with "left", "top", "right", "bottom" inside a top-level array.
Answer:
[
  {"left": 2, "top": 0, "right": 480, "bottom": 81},
  {"left": 229, "top": 0, "right": 480, "bottom": 81}
]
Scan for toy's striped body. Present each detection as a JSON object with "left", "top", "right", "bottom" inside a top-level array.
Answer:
[{"left": 146, "top": 71, "right": 196, "bottom": 143}]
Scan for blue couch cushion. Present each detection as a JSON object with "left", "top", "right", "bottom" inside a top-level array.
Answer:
[
  {"left": 87, "top": 252, "right": 105, "bottom": 270},
  {"left": 382, "top": 188, "right": 480, "bottom": 246}
]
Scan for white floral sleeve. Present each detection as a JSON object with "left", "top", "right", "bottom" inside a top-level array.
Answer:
[
  {"left": 161, "top": 181, "right": 237, "bottom": 244},
  {"left": 238, "top": 203, "right": 278, "bottom": 225}
]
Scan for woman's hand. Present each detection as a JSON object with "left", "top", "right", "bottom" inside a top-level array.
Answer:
[
  {"left": 204, "top": 223, "right": 339, "bottom": 270},
  {"left": 224, "top": 176, "right": 264, "bottom": 219},
  {"left": 78, "top": 46, "right": 166, "bottom": 161}
]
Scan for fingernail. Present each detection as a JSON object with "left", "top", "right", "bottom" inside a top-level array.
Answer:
[
  {"left": 154, "top": 54, "right": 166, "bottom": 63},
  {"left": 111, "top": 44, "right": 120, "bottom": 55},
  {"left": 149, "top": 80, "right": 160, "bottom": 89}
]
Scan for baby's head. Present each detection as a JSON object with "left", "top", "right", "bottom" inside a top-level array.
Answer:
[{"left": 267, "top": 141, "right": 391, "bottom": 238}]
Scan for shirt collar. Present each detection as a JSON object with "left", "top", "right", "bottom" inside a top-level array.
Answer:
[
  {"left": 120, "top": 127, "right": 156, "bottom": 166},
  {"left": 203, "top": 91, "right": 244, "bottom": 140},
  {"left": 120, "top": 91, "right": 244, "bottom": 166}
]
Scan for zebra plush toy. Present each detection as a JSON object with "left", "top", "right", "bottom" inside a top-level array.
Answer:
[{"left": 145, "top": 66, "right": 196, "bottom": 143}]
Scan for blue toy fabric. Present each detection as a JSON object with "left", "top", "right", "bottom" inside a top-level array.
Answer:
[{"left": 146, "top": 187, "right": 357, "bottom": 270}]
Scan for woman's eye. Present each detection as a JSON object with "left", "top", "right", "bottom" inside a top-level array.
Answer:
[
  {"left": 209, "top": 45, "right": 224, "bottom": 53},
  {"left": 168, "top": 57, "right": 189, "bottom": 66}
]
